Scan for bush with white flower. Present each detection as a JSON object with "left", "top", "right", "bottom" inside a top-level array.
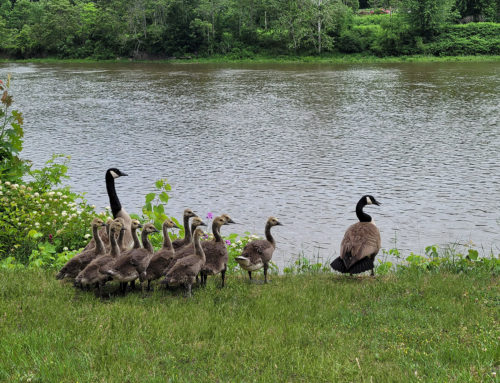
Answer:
[{"left": 0, "top": 172, "right": 105, "bottom": 265}]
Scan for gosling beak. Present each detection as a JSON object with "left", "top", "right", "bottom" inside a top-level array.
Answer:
[
  {"left": 276, "top": 222, "right": 284, "bottom": 226},
  {"left": 138, "top": 224, "right": 143, "bottom": 228},
  {"left": 199, "top": 221, "right": 207, "bottom": 227},
  {"left": 173, "top": 224, "right": 179, "bottom": 229},
  {"left": 226, "top": 218, "right": 236, "bottom": 224}
]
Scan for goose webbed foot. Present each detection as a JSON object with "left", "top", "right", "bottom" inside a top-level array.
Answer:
[
  {"left": 221, "top": 269, "right": 226, "bottom": 288},
  {"left": 129, "top": 280, "right": 136, "bottom": 291},
  {"left": 184, "top": 283, "right": 192, "bottom": 298}
]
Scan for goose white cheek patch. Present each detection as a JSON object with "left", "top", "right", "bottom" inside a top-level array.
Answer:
[
  {"left": 366, "top": 196, "right": 373, "bottom": 205},
  {"left": 110, "top": 170, "right": 119, "bottom": 179}
]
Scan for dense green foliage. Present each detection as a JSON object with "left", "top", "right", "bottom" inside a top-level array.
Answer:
[
  {"left": 0, "top": 0, "right": 498, "bottom": 59},
  {"left": 0, "top": 269, "right": 498, "bottom": 382}
]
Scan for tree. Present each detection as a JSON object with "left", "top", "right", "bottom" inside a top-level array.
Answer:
[
  {"left": 400, "top": 0, "right": 454, "bottom": 40},
  {"left": 454, "top": 0, "right": 498, "bottom": 21}
]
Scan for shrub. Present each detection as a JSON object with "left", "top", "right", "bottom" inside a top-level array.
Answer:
[
  {"left": 0, "top": 176, "right": 104, "bottom": 263},
  {"left": 339, "top": 24, "right": 381, "bottom": 53},
  {"left": 425, "top": 22, "right": 500, "bottom": 55},
  {"left": 0, "top": 75, "right": 30, "bottom": 182}
]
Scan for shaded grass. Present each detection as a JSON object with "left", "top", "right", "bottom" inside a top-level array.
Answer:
[{"left": 0, "top": 270, "right": 498, "bottom": 382}]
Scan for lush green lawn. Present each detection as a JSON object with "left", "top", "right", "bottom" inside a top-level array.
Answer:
[{"left": 0, "top": 269, "right": 498, "bottom": 382}]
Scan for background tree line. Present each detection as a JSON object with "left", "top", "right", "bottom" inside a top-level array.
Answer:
[{"left": 0, "top": 0, "right": 498, "bottom": 59}]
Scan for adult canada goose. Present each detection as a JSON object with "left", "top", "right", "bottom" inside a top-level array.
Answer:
[
  {"left": 171, "top": 209, "right": 197, "bottom": 250},
  {"left": 200, "top": 215, "right": 231, "bottom": 287},
  {"left": 164, "top": 216, "right": 207, "bottom": 273},
  {"left": 104, "top": 223, "right": 159, "bottom": 293},
  {"left": 75, "top": 220, "right": 124, "bottom": 297},
  {"left": 164, "top": 227, "right": 206, "bottom": 297},
  {"left": 235, "top": 216, "right": 283, "bottom": 283},
  {"left": 330, "top": 195, "right": 381, "bottom": 276},
  {"left": 56, "top": 217, "right": 107, "bottom": 280},
  {"left": 144, "top": 219, "right": 178, "bottom": 290},
  {"left": 84, "top": 168, "right": 132, "bottom": 251}
]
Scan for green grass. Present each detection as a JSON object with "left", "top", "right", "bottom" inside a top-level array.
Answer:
[
  {"left": 0, "top": 269, "right": 498, "bottom": 382},
  {"left": 1, "top": 54, "right": 500, "bottom": 65}
]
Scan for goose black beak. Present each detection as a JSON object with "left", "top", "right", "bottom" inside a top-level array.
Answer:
[
  {"left": 138, "top": 224, "right": 143, "bottom": 228},
  {"left": 226, "top": 218, "right": 236, "bottom": 224},
  {"left": 276, "top": 222, "right": 284, "bottom": 226},
  {"left": 199, "top": 221, "right": 207, "bottom": 227},
  {"left": 173, "top": 224, "right": 179, "bottom": 229},
  {"left": 374, "top": 201, "right": 381, "bottom": 206},
  {"left": 121, "top": 172, "right": 128, "bottom": 176}
]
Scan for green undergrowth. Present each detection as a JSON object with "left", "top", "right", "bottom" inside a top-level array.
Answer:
[
  {"left": 0, "top": 270, "right": 498, "bottom": 382},
  {"left": 1, "top": 54, "right": 500, "bottom": 65}
]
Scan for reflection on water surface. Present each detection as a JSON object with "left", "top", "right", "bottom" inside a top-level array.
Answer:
[{"left": 1, "top": 61, "right": 499, "bottom": 267}]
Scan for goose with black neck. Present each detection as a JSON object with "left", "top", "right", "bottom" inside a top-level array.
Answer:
[
  {"left": 330, "top": 195, "right": 382, "bottom": 276},
  {"left": 84, "top": 168, "right": 132, "bottom": 251}
]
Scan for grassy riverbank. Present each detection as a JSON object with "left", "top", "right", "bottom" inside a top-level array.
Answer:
[
  {"left": 0, "top": 269, "right": 498, "bottom": 382},
  {"left": 1, "top": 54, "right": 500, "bottom": 65}
]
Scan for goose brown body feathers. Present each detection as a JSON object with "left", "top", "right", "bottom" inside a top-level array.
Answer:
[
  {"left": 164, "top": 217, "right": 206, "bottom": 273},
  {"left": 200, "top": 216, "right": 231, "bottom": 287},
  {"left": 56, "top": 218, "right": 106, "bottom": 280},
  {"left": 164, "top": 227, "right": 206, "bottom": 297},
  {"left": 106, "top": 223, "right": 159, "bottom": 285},
  {"left": 235, "top": 217, "right": 282, "bottom": 283},
  {"left": 331, "top": 195, "right": 381, "bottom": 275},
  {"left": 74, "top": 220, "right": 124, "bottom": 293},
  {"left": 144, "top": 219, "right": 178, "bottom": 288}
]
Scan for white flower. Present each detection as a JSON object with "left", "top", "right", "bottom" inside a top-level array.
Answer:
[
  {"left": 34, "top": 192, "right": 39, "bottom": 197},
  {"left": 0, "top": 191, "right": 2, "bottom": 196},
  {"left": 35, "top": 222, "right": 40, "bottom": 227},
  {"left": 91, "top": 205, "right": 96, "bottom": 209},
  {"left": 27, "top": 187, "right": 32, "bottom": 192},
  {"left": 48, "top": 191, "right": 55, "bottom": 197},
  {"left": 20, "top": 185, "right": 26, "bottom": 190},
  {"left": 61, "top": 211, "right": 67, "bottom": 216},
  {"left": 84, "top": 234, "right": 91, "bottom": 239},
  {"left": 63, "top": 247, "right": 68, "bottom": 251},
  {"left": 12, "top": 184, "right": 18, "bottom": 189},
  {"left": 105, "top": 206, "right": 110, "bottom": 210},
  {"left": 56, "top": 192, "right": 62, "bottom": 197},
  {"left": 5, "top": 181, "right": 10, "bottom": 186}
]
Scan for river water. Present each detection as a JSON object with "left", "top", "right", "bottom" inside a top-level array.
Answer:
[{"left": 1, "top": 61, "right": 499, "bottom": 267}]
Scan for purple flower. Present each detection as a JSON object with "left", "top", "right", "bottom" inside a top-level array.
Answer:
[
  {"left": 225, "top": 240, "right": 231, "bottom": 245},
  {"left": 206, "top": 212, "right": 213, "bottom": 220}
]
